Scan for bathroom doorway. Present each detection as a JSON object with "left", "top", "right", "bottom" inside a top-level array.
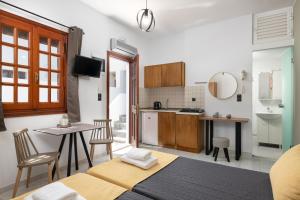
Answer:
[{"left": 252, "top": 47, "right": 294, "bottom": 159}]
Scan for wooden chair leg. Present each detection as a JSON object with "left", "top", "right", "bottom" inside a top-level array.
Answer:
[
  {"left": 55, "top": 159, "right": 61, "bottom": 180},
  {"left": 12, "top": 167, "right": 23, "bottom": 198},
  {"left": 47, "top": 163, "right": 52, "bottom": 183},
  {"left": 109, "top": 143, "right": 113, "bottom": 160},
  {"left": 90, "top": 144, "right": 95, "bottom": 162},
  {"left": 214, "top": 148, "right": 219, "bottom": 162},
  {"left": 26, "top": 167, "right": 32, "bottom": 188},
  {"left": 106, "top": 144, "right": 109, "bottom": 155}
]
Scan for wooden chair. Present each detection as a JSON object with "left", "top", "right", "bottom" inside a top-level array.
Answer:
[
  {"left": 89, "top": 119, "right": 114, "bottom": 161},
  {"left": 12, "top": 129, "right": 61, "bottom": 198}
]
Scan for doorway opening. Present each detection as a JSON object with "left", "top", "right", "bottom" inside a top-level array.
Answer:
[
  {"left": 107, "top": 51, "right": 140, "bottom": 152},
  {"left": 109, "top": 57, "right": 130, "bottom": 151},
  {"left": 252, "top": 47, "right": 294, "bottom": 159}
]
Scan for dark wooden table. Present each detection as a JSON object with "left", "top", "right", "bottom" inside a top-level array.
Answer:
[
  {"left": 35, "top": 123, "right": 104, "bottom": 178},
  {"left": 199, "top": 116, "right": 249, "bottom": 161}
]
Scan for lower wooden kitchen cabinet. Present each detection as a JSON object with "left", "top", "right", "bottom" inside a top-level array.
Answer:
[
  {"left": 175, "top": 114, "right": 204, "bottom": 153},
  {"left": 157, "top": 112, "right": 204, "bottom": 153},
  {"left": 158, "top": 112, "right": 176, "bottom": 148}
]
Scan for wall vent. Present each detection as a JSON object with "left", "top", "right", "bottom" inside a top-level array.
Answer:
[{"left": 253, "top": 7, "right": 293, "bottom": 44}]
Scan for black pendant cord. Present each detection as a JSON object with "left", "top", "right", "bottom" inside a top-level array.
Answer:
[{"left": 0, "top": 0, "right": 71, "bottom": 30}]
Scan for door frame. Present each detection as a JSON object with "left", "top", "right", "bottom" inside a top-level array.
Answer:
[{"left": 106, "top": 51, "right": 139, "bottom": 147}]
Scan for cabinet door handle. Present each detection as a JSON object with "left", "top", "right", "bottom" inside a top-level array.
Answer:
[
  {"left": 148, "top": 117, "right": 151, "bottom": 119},
  {"left": 35, "top": 72, "right": 39, "bottom": 84}
]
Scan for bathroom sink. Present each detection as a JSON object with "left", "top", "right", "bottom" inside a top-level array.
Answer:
[{"left": 256, "top": 113, "right": 281, "bottom": 120}]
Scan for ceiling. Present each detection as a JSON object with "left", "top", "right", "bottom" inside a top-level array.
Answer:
[{"left": 80, "top": 0, "right": 295, "bottom": 36}]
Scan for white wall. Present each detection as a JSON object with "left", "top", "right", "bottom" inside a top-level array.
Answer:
[
  {"left": 294, "top": 0, "right": 300, "bottom": 145},
  {"left": 143, "top": 15, "right": 253, "bottom": 153},
  {"left": 0, "top": 0, "right": 147, "bottom": 189}
]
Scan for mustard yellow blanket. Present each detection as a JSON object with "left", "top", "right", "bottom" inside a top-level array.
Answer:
[
  {"left": 87, "top": 150, "right": 178, "bottom": 190},
  {"left": 12, "top": 173, "right": 127, "bottom": 200}
]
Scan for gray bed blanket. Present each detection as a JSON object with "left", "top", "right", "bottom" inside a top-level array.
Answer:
[
  {"left": 133, "top": 157, "right": 273, "bottom": 200},
  {"left": 116, "top": 191, "right": 154, "bottom": 200}
]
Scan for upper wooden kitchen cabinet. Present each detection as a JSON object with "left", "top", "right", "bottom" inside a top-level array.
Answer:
[
  {"left": 144, "top": 65, "right": 162, "bottom": 88},
  {"left": 176, "top": 114, "right": 204, "bottom": 153},
  {"left": 144, "top": 62, "right": 185, "bottom": 88},
  {"left": 161, "top": 62, "right": 185, "bottom": 87},
  {"left": 158, "top": 112, "right": 176, "bottom": 148}
]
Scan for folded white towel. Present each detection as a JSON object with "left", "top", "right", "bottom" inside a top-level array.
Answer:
[
  {"left": 24, "top": 182, "right": 86, "bottom": 200},
  {"left": 126, "top": 148, "right": 152, "bottom": 161},
  {"left": 121, "top": 154, "right": 158, "bottom": 169}
]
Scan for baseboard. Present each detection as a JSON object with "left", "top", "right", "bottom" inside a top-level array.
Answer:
[{"left": 0, "top": 152, "right": 107, "bottom": 193}]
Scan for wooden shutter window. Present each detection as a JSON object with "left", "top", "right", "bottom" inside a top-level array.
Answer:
[{"left": 0, "top": 11, "right": 67, "bottom": 117}]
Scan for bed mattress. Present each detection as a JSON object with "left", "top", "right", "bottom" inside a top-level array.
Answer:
[
  {"left": 133, "top": 157, "right": 273, "bottom": 200},
  {"left": 117, "top": 191, "right": 154, "bottom": 200}
]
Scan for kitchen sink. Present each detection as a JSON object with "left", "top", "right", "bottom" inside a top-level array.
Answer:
[{"left": 256, "top": 112, "right": 281, "bottom": 120}]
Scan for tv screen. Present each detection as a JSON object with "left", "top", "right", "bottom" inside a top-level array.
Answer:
[{"left": 73, "top": 55, "right": 103, "bottom": 77}]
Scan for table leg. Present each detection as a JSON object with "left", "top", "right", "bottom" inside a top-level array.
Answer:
[
  {"left": 52, "top": 135, "right": 66, "bottom": 179},
  {"left": 235, "top": 122, "right": 242, "bottom": 161},
  {"left": 67, "top": 134, "right": 73, "bottom": 177},
  {"left": 209, "top": 120, "right": 214, "bottom": 154},
  {"left": 205, "top": 120, "right": 210, "bottom": 155},
  {"left": 74, "top": 133, "right": 79, "bottom": 170},
  {"left": 79, "top": 132, "right": 93, "bottom": 168}
]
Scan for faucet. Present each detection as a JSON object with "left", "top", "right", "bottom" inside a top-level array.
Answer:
[{"left": 166, "top": 98, "right": 169, "bottom": 109}]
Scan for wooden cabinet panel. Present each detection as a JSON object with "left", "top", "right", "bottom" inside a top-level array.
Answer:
[
  {"left": 144, "top": 62, "right": 185, "bottom": 88},
  {"left": 144, "top": 65, "right": 161, "bottom": 88},
  {"left": 176, "top": 114, "right": 203, "bottom": 153},
  {"left": 158, "top": 112, "right": 176, "bottom": 147},
  {"left": 162, "top": 62, "right": 185, "bottom": 87}
]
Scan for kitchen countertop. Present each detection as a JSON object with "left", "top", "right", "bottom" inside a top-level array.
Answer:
[{"left": 140, "top": 108, "right": 205, "bottom": 116}]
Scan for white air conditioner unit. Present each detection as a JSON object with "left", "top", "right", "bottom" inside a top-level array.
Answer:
[
  {"left": 110, "top": 38, "right": 138, "bottom": 57},
  {"left": 253, "top": 7, "right": 293, "bottom": 44}
]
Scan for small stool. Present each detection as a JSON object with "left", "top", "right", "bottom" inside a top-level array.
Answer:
[{"left": 212, "top": 137, "right": 230, "bottom": 162}]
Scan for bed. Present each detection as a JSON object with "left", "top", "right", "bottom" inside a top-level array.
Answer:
[
  {"left": 12, "top": 173, "right": 153, "bottom": 200},
  {"left": 87, "top": 151, "right": 273, "bottom": 200},
  {"left": 133, "top": 157, "right": 273, "bottom": 200},
  {"left": 87, "top": 150, "right": 178, "bottom": 189}
]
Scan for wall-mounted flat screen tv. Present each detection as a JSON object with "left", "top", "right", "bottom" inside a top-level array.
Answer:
[{"left": 73, "top": 55, "right": 103, "bottom": 77}]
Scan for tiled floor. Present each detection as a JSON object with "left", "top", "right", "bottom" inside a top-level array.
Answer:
[
  {"left": 140, "top": 144, "right": 275, "bottom": 173},
  {"left": 0, "top": 144, "right": 276, "bottom": 200}
]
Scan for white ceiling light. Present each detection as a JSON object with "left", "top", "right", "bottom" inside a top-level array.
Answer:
[{"left": 137, "top": 0, "right": 155, "bottom": 32}]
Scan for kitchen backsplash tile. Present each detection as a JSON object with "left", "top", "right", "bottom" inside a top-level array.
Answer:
[{"left": 140, "top": 86, "right": 205, "bottom": 109}]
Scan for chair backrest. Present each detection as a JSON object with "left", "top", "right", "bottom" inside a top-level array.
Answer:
[
  {"left": 90, "top": 119, "right": 113, "bottom": 141},
  {"left": 13, "top": 129, "right": 38, "bottom": 165}
]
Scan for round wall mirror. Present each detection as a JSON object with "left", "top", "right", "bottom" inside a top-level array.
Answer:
[{"left": 208, "top": 72, "right": 238, "bottom": 100}]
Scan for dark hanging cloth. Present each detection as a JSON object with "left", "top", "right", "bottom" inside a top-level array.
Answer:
[
  {"left": 67, "top": 27, "right": 83, "bottom": 122},
  {"left": 0, "top": 101, "right": 6, "bottom": 131}
]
